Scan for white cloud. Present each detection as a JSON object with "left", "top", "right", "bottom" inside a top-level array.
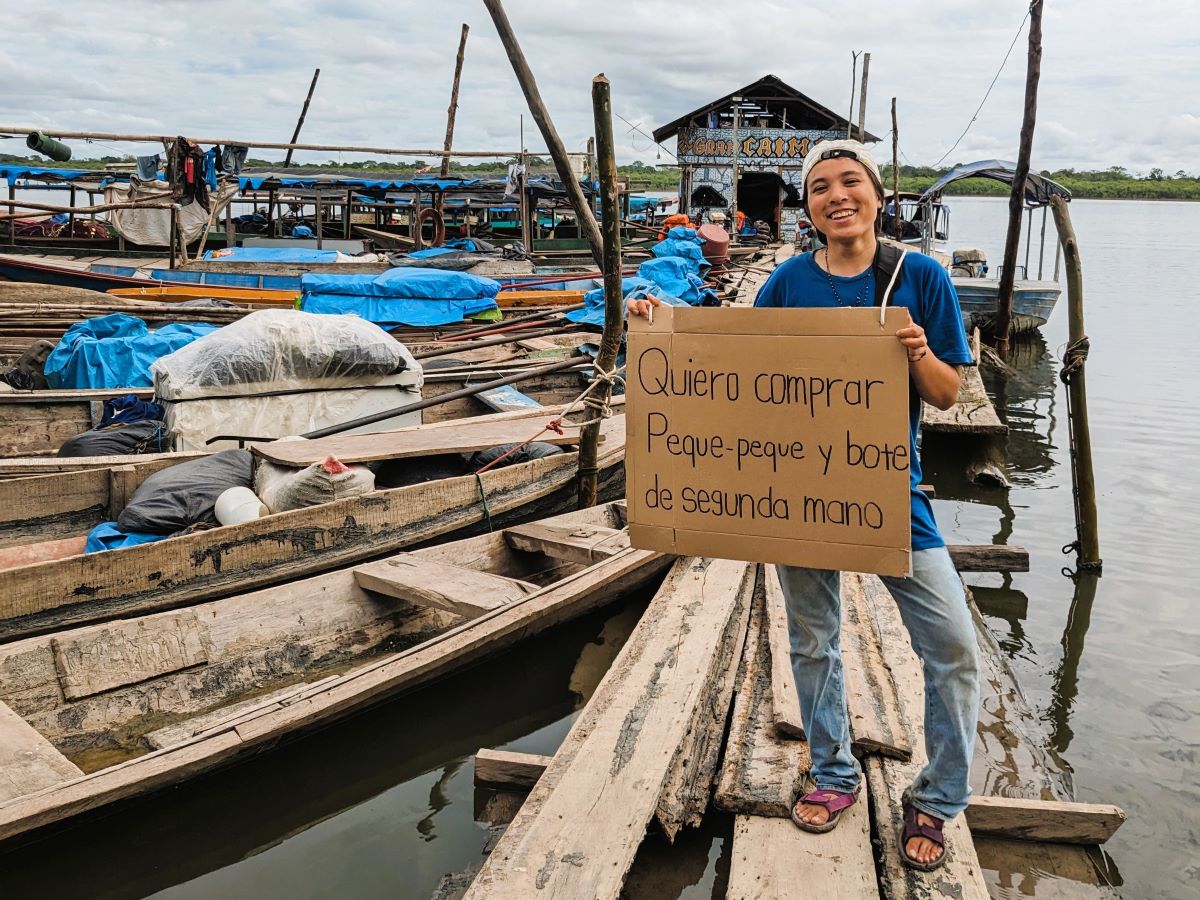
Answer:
[{"left": 0, "top": 0, "right": 1194, "bottom": 174}]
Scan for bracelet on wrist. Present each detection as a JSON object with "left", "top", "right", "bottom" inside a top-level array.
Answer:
[{"left": 908, "top": 348, "right": 928, "bottom": 364}]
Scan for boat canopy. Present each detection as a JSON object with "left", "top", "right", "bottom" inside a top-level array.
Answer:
[
  {"left": 918, "top": 160, "right": 1071, "bottom": 206},
  {"left": 238, "top": 173, "right": 483, "bottom": 192},
  {"left": 0, "top": 164, "right": 131, "bottom": 188}
]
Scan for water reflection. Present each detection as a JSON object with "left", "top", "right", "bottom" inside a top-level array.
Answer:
[{"left": 1046, "top": 572, "right": 1101, "bottom": 757}]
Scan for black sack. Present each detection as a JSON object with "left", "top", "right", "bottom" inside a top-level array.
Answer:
[
  {"left": 58, "top": 420, "right": 167, "bottom": 458},
  {"left": 467, "top": 441, "right": 564, "bottom": 471},
  {"left": 117, "top": 449, "right": 254, "bottom": 534}
]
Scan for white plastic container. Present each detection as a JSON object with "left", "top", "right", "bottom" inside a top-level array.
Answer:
[{"left": 214, "top": 486, "right": 268, "bottom": 525}]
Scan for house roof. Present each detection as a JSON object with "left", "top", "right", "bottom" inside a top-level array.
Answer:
[{"left": 652, "top": 74, "right": 880, "bottom": 144}]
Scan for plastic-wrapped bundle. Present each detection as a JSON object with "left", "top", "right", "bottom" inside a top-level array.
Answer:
[
  {"left": 152, "top": 309, "right": 419, "bottom": 400},
  {"left": 255, "top": 453, "right": 375, "bottom": 513}
]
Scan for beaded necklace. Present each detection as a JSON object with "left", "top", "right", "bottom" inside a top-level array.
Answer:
[{"left": 822, "top": 248, "right": 873, "bottom": 307}]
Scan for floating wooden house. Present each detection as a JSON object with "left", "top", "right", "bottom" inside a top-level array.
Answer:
[{"left": 652, "top": 74, "right": 879, "bottom": 241}]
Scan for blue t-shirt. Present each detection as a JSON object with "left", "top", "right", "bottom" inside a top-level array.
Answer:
[{"left": 754, "top": 250, "right": 972, "bottom": 551}]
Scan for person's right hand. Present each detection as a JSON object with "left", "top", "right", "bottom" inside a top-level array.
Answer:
[{"left": 626, "top": 294, "right": 662, "bottom": 319}]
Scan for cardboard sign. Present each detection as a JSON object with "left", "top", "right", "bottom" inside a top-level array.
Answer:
[{"left": 627, "top": 305, "right": 912, "bottom": 576}]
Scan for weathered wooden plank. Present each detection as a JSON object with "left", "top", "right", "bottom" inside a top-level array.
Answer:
[
  {"left": 353, "top": 554, "right": 535, "bottom": 619},
  {"left": 921, "top": 361, "right": 1006, "bottom": 435},
  {"left": 0, "top": 469, "right": 108, "bottom": 548},
  {"left": 252, "top": 416, "right": 587, "bottom": 467},
  {"left": 715, "top": 575, "right": 811, "bottom": 818},
  {"left": 655, "top": 562, "right": 752, "bottom": 841},
  {"left": 504, "top": 521, "right": 630, "bottom": 566},
  {"left": 840, "top": 572, "right": 913, "bottom": 761},
  {"left": 727, "top": 810, "right": 876, "bottom": 900},
  {"left": 964, "top": 795, "right": 1126, "bottom": 845},
  {"left": 50, "top": 610, "right": 211, "bottom": 701},
  {"left": 947, "top": 544, "right": 1029, "bottom": 573},
  {"left": 474, "top": 749, "right": 553, "bottom": 790},
  {"left": 463, "top": 557, "right": 753, "bottom": 899},
  {"left": 855, "top": 572, "right": 989, "bottom": 899},
  {"left": 763, "top": 568, "right": 805, "bottom": 739},
  {"left": 0, "top": 450, "right": 203, "bottom": 478},
  {"left": 0, "top": 700, "right": 82, "bottom": 803}
]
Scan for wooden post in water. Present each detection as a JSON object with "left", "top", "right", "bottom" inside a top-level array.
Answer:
[
  {"left": 578, "top": 74, "right": 623, "bottom": 510},
  {"left": 1050, "top": 194, "right": 1101, "bottom": 570},
  {"left": 891, "top": 97, "right": 901, "bottom": 240},
  {"left": 995, "top": 0, "right": 1043, "bottom": 353},
  {"left": 483, "top": 0, "right": 605, "bottom": 268}
]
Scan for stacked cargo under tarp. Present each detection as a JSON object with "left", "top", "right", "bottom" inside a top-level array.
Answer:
[
  {"left": 152, "top": 309, "right": 423, "bottom": 451},
  {"left": 298, "top": 268, "right": 500, "bottom": 327}
]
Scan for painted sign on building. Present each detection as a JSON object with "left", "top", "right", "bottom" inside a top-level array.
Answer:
[{"left": 677, "top": 127, "right": 842, "bottom": 166}]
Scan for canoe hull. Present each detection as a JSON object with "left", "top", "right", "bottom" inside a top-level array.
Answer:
[{"left": 952, "top": 277, "right": 1060, "bottom": 334}]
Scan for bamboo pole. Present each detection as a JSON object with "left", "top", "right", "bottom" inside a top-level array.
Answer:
[
  {"left": 0, "top": 197, "right": 173, "bottom": 220},
  {"left": 995, "top": 0, "right": 1043, "bottom": 353},
  {"left": 482, "top": 0, "right": 605, "bottom": 268},
  {"left": 891, "top": 97, "right": 901, "bottom": 240},
  {"left": 1050, "top": 194, "right": 1101, "bottom": 571},
  {"left": 578, "top": 73, "right": 623, "bottom": 509},
  {"left": 0, "top": 126, "right": 518, "bottom": 159}
]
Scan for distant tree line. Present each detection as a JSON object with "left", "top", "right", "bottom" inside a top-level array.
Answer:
[{"left": 4, "top": 153, "right": 1196, "bottom": 199}]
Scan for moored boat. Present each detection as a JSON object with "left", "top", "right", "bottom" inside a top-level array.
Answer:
[
  {"left": 0, "top": 405, "right": 627, "bottom": 641},
  {"left": 0, "top": 500, "right": 670, "bottom": 843}
]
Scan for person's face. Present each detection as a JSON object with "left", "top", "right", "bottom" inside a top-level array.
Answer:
[{"left": 805, "top": 157, "right": 881, "bottom": 242}]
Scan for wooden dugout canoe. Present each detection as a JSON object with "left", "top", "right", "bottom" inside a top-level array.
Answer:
[
  {"left": 0, "top": 502, "right": 671, "bottom": 844},
  {"left": 0, "top": 408, "right": 627, "bottom": 642}
]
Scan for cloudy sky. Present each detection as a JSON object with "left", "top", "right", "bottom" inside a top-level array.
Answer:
[{"left": 1, "top": 0, "right": 1195, "bottom": 175}]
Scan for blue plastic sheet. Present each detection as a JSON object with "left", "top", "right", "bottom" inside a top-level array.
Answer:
[
  {"left": 84, "top": 521, "right": 170, "bottom": 554},
  {"left": 565, "top": 277, "right": 690, "bottom": 328},
  {"left": 44, "top": 315, "right": 219, "bottom": 390},
  {"left": 651, "top": 225, "right": 710, "bottom": 274},
  {"left": 636, "top": 257, "right": 718, "bottom": 306},
  {"left": 300, "top": 267, "right": 500, "bottom": 327},
  {"left": 203, "top": 247, "right": 339, "bottom": 263}
]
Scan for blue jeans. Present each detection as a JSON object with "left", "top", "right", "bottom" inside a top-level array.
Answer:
[{"left": 777, "top": 547, "right": 980, "bottom": 820}]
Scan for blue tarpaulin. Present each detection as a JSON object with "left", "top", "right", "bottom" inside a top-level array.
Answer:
[
  {"left": 636, "top": 257, "right": 718, "bottom": 306},
  {"left": 84, "top": 521, "right": 169, "bottom": 554},
  {"left": 565, "top": 277, "right": 690, "bottom": 328},
  {"left": 301, "top": 267, "right": 500, "bottom": 327},
  {"left": 45, "top": 314, "right": 219, "bottom": 390},
  {"left": 651, "top": 225, "right": 710, "bottom": 274},
  {"left": 203, "top": 247, "right": 340, "bottom": 263}
]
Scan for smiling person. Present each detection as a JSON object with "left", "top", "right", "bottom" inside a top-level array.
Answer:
[{"left": 757, "top": 139, "right": 978, "bottom": 871}]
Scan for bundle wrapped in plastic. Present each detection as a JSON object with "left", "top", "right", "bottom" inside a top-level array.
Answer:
[
  {"left": 152, "top": 309, "right": 420, "bottom": 400},
  {"left": 117, "top": 449, "right": 254, "bottom": 534},
  {"left": 255, "top": 452, "right": 375, "bottom": 513}
]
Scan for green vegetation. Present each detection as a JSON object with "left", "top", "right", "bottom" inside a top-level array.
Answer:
[
  {"left": 879, "top": 164, "right": 1200, "bottom": 201},
  {"left": 4, "top": 152, "right": 1196, "bottom": 199}
]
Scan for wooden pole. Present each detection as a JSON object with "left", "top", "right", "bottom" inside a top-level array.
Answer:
[
  {"left": 1050, "top": 194, "right": 1101, "bottom": 571},
  {"left": 440, "top": 25, "right": 469, "bottom": 180},
  {"left": 482, "top": 0, "right": 605, "bottom": 268},
  {"left": 578, "top": 74, "right": 623, "bottom": 509},
  {"left": 272, "top": 67, "right": 321, "bottom": 236},
  {"left": 729, "top": 97, "right": 741, "bottom": 240},
  {"left": 856, "top": 52, "right": 871, "bottom": 141},
  {"left": 995, "top": 0, "right": 1043, "bottom": 353},
  {"left": 891, "top": 97, "right": 901, "bottom": 240},
  {"left": 846, "top": 51, "right": 860, "bottom": 138},
  {"left": 283, "top": 68, "right": 321, "bottom": 168}
]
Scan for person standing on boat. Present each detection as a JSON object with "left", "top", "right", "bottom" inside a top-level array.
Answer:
[{"left": 627, "top": 139, "right": 978, "bottom": 871}]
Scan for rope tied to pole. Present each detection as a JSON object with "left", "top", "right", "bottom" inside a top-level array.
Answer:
[
  {"left": 473, "top": 362, "right": 626, "bottom": 476},
  {"left": 1059, "top": 335, "right": 1090, "bottom": 383}
]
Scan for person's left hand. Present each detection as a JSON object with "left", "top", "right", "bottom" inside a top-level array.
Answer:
[{"left": 896, "top": 315, "right": 929, "bottom": 362}]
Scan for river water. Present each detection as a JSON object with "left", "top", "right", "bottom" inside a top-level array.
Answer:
[{"left": 0, "top": 197, "right": 1196, "bottom": 898}]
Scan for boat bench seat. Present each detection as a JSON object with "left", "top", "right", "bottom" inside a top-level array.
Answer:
[
  {"left": 0, "top": 700, "right": 82, "bottom": 803},
  {"left": 504, "top": 522, "right": 630, "bottom": 566},
  {"left": 353, "top": 553, "right": 539, "bottom": 620}
]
